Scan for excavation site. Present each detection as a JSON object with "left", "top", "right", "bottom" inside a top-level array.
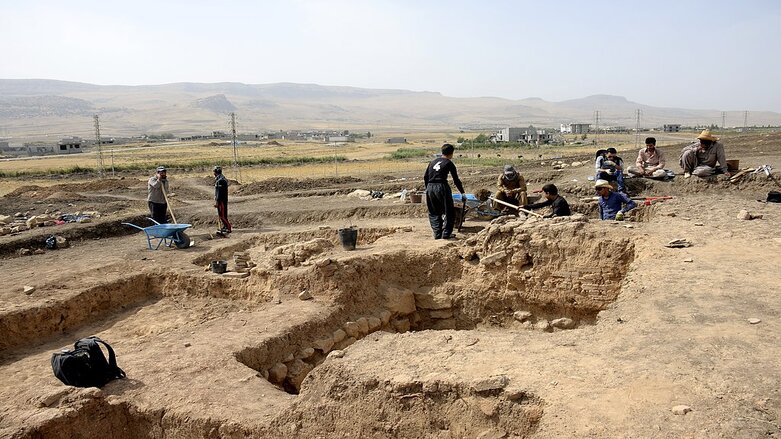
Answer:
[{"left": 1, "top": 136, "right": 781, "bottom": 439}]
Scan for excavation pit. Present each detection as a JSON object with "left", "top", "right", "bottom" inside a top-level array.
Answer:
[
  {"left": 2, "top": 216, "right": 636, "bottom": 438},
  {"left": 236, "top": 215, "right": 635, "bottom": 395}
]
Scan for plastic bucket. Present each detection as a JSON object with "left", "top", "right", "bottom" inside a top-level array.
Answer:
[
  {"left": 210, "top": 260, "right": 228, "bottom": 274},
  {"left": 726, "top": 159, "right": 740, "bottom": 172},
  {"left": 338, "top": 228, "right": 358, "bottom": 250},
  {"left": 409, "top": 193, "right": 422, "bottom": 203}
]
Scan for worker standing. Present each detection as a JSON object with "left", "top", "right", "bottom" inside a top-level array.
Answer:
[
  {"left": 147, "top": 166, "right": 169, "bottom": 224},
  {"left": 424, "top": 144, "right": 465, "bottom": 239},
  {"left": 214, "top": 166, "right": 232, "bottom": 235}
]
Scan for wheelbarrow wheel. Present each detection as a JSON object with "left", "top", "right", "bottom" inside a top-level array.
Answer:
[{"left": 173, "top": 232, "right": 191, "bottom": 249}]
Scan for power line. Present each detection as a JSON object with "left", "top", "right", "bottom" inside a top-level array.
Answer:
[
  {"left": 593, "top": 110, "right": 600, "bottom": 145},
  {"left": 93, "top": 114, "right": 104, "bottom": 177},
  {"left": 229, "top": 112, "right": 241, "bottom": 182},
  {"left": 721, "top": 111, "right": 726, "bottom": 132},
  {"left": 634, "top": 109, "right": 641, "bottom": 149},
  {"left": 744, "top": 111, "right": 749, "bottom": 132}
]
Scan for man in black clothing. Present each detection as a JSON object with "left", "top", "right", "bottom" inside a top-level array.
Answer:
[
  {"left": 423, "top": 144, "right": 465, "bottom": 239},
  {"left": 523, "top": 183, "right": 571, "bottom": 218},
  {"left": 214, "top": 166, "right": 231, "bottom": 234}
]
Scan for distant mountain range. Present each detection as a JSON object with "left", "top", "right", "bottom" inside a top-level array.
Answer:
[{"left": 1, "top": 79, "right": 779, "bottom": 140}]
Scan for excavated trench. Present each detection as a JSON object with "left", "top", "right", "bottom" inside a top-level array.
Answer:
[
  {"left": 9, "top": 217, "right": 635, "bottom": 438},
  {"left": 236, "top": 216, "right": 635, "bottom": 397}
]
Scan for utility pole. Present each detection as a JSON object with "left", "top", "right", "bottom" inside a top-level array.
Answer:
[
  {"left": 93, "top": 114, "right": 104, "bottom": 177},
  {"left": 743, "top": 111, "right": 749, "bottom": 132},
  {"left": 229, "top": 112, "right": 241, "bottom": 182},
  {"left": 593, "top": 110, "right": 600, "bottom": 145},
  {"left": 721, "top": 111, "right": 726, "bottom": 132},
  {"left": 634, "top": 109, "right": 641, "bottom": 149}
]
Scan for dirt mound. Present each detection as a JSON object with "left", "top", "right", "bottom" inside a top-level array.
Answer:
[
  {"left": 236, "top": 176, "right": 364, "bottom": 195},
  {"left": 3, "top": 179, "right": 141, "bottom": 200}
]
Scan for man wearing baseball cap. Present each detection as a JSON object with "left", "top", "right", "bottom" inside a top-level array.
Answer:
[
  {"left": 679, "top": 129, "right": 730, "bottom": 178},
  {"left": 147, "top": 166, "right": 169, "bottom": 224},
  {"left": 493, "top": 164, "right": 528, "bottom": 213}
]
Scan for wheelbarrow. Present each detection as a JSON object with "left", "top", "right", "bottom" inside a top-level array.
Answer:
[
  {"left": 123, "top": 218, "right": 192, "bottom": 250},
  {"left": 452, "top": 193, "right": 501, "bottom": 229}
]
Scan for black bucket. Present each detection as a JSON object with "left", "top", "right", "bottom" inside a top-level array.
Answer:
[
  {"left": 210, "top": 260, "right": 228, "bottom": 274},
  {"left": 338, "top": 228, "right": 358, "bottom": 251}
]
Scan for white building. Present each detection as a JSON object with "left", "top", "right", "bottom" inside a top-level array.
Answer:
[{"left": 560, "top": 123, "right": 591, "bottom": 134}]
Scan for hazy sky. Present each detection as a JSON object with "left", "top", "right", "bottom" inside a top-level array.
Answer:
[{"left": 1, "top": 0, "right": 779, "bottom": 112}]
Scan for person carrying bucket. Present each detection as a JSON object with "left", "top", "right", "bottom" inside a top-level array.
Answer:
[{"left": 423, "top": 143, "right": 465, "bottom": 239}]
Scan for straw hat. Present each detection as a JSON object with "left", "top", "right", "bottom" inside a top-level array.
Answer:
[
  {"left": 697, "top": 129, "right": 719, "bottom": 142},
  {"left": 594, "top": 179, "right": 613, "bottom": 190}
]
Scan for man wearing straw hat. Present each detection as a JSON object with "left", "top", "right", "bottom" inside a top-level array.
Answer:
[
  {"left": 679, "top": 129, "right": 730, "bottom": 178},
  {"left": 595, "top": 179, "right": 636, "bottom": 221},
  {"left": 147, "top": 166, "right": 169, "bottom": 224}
]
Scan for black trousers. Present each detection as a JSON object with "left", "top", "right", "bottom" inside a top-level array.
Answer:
[
  {"left": 148, "top": 201, "right": 168, "bottom": 224},
  {"left": 425, "top": 182, "right": 455, "bottom": 238},
  {"left": 216, "top": 200, "right": 231, "bottom": 232}
]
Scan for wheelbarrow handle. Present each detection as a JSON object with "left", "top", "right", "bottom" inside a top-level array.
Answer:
[
  {"left": 122, "top": 222, "right": 146, "bottom": 231},
  {"left": 458, "top": 197, "right": 467, "bottom": 232}
]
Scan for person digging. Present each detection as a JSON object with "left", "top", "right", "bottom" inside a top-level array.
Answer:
[
  {"left": 147, "top": 166, "right": 170, "bottom": 224},
  {"left": 493, "top": 165, "right": 528, "bottom": 214},
  {"left": 213, "top": 166, "right": 232, "bottom": 236}
]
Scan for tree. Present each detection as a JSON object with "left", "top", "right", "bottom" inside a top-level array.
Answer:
[{"left": 474, "top": 133, "right": 488, "bottom": 143}]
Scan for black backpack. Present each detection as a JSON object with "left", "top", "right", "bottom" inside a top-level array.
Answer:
[{"left": 51, "top": 337, "right": 126, "bottom": 388}]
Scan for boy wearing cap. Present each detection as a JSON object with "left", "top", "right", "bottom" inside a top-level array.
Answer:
[
  {"left": 595, "top": 179, "right": 636, "bottom": 221},
  {"left": 596, "top": 148, "right": 625, "bottom": 192},
  {"left": 147, "top": 166, "right": 170, "bottom": 224},
  {"left": 679, "top": 130, "right": 730, "bottom": 178},
  {"left": 213, "top": 166, "right": 231, "bottom": 234},
  {"left": 424, "top": 143, "right": 465, "bottom": 239},
  {"left": 494, "top": 164, "right": 528, "bottom": 213}
]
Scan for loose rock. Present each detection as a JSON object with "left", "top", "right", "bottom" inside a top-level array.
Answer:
[
  {"left": 471, "top": 375, "right": 510, "bottom": 393},
  {"left": 298, "top": 290, "right": 313, "bottom": 300},
  {"left": 550, "top": 317, "right": 576, "bottom": 329},
  {"left": 23, "top": 286, "right": 36, "bottom": 295},
  {"left": 513, "top": 311, "right": 532, "bottom": 322},
  {"left": 748, "top": 318, "right": 761, "bottom": 324},
  {"left": 671, "top": 405, "right": 692, "bottom": 415}
]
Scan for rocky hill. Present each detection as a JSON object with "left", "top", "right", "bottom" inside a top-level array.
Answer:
[{"left": 1, "top": 79, "right": 780, "bottom": 138}]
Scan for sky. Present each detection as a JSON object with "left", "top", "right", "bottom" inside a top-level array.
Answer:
[{"left": 1, "top": 0, "right": 780, "bottom": 112}]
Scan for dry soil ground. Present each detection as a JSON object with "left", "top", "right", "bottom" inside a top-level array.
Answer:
[{"left": 0, "top": 134, "right": 780, "bottom": 438}]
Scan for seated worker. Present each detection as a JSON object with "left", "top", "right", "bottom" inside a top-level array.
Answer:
[
  {"left": 679, "top": 129, "right": 730, "bottom": 178},
  {"left": 493, "top": 165, "right": 527, "bottom": 213},
  {"left": 595, "top": 147, "right": 626, "bottom": 192},
  {"left": 594, "top": 149, "right": 608, "bottom": 175},
  {"left": 523, "top": 183, "right": 571, "bottom": 218},
  {"left": 628, "top": 137, "right": 667, "bottom": 179},
  {"left": 595, "top": 179, "right": 636, "bottom": 221}
]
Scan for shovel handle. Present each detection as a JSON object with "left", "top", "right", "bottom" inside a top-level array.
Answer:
[{"left": 161, "top": 183, "right": 177, "bottom": 224}]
